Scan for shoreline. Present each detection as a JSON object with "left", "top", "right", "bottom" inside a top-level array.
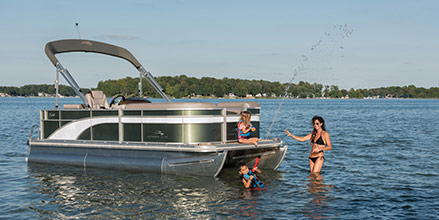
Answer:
[{"left": 1, "top": 95, "right": 438, "bottom": 100}]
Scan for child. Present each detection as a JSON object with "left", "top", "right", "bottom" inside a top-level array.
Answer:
[
  {"left": 238, "top": 111, "right": 258, "bottom": 146},
  {"left": 238, "top": 162, "right": 264, "bottom": 189}
]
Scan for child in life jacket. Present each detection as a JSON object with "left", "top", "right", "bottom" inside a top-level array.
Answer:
[
  {"left": 238, "top": 162, "right": 264, "bottom": 189},
  {"left": 238, "top": 111, "right": 258, "bottom": 146}
]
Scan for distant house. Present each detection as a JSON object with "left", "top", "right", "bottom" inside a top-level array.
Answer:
[
  {"left": 365, "top": 95, "right": 380, "bottom": 99},
  {"left": 385, "top": 94, "right": 395, "bottom": 99},
  {"left": 0, "top": 93, "right": 10, "bottom": 97},
  {"left": 38, "top": 92, "right": 52, "bottom": 97}
]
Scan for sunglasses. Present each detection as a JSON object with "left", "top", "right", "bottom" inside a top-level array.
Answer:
[{"left": 314, "top": 122, "right": 321, "bottom": 125}]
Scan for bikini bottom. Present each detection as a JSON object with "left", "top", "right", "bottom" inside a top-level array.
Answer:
[{"left": 309, "top": 156, "right": 325, "bottom": 163}]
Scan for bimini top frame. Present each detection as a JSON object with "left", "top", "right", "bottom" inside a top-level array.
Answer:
[{"left": 45, "top": 39, "right": 171, "bottom": 107}]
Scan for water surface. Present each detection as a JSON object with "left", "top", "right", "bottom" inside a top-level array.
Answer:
[{"left": 1, "top": 97, "right": 438, "bottom": 219}]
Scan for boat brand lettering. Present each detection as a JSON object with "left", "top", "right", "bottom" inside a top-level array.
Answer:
[{"left": 148, "top": 130, "right": 168, "bottom": 139}]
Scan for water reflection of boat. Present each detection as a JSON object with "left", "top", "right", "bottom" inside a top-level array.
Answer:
[
  {"left": 26, "top": 39, "right": 287, "bottom": 176},
  {"left": 27, "top": 163, "right": 233, "bottom": 219}
]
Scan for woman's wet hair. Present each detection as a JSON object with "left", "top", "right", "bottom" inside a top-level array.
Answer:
[
  {"left": 310, "top": 116, "right": 326, "bottom": 145},
  {"left": 312, "top": 116, "right": 326, "bottom": 131}
]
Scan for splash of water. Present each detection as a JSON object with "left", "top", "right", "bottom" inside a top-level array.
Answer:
[{"left": 265, "top": 25, "right": 353, "bottom": 139}]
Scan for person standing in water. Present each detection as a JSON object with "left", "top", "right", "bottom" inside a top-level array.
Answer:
[{"left": 285, "top": 116, "right": 332, "bottom": 173}]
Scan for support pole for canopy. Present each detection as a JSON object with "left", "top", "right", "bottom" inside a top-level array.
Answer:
[
  {"left": 139, "top": 73, "right": 143, "bottom": 97},
  {"left": 45, "top": 39, "right": 171, "bottom": 103},
  {"left": 55, "top": 62, "right": 88, "bottom": 106},
  {"left": 138, "top": 66, "right": 171, "bottom": 102},
  {"left": 55, "top": 69, "right": 60, "bottom": 109}
]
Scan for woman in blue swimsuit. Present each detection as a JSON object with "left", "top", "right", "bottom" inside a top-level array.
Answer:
[{"left": 285, "top": 116, "right": 332, "bottom": 173}]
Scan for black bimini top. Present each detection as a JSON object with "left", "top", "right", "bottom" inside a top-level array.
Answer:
[{"left": 44, "top": 39, "right": 142, "bottom": 69}]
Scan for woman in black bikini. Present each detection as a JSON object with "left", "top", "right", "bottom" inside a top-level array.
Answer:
[{"left": 285, "top": 116, "right": 332, "bottom": 173}]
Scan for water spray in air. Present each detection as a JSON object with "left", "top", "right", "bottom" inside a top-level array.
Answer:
[{"left": 265, "top": 25, "right": 353, "bottom": 139}]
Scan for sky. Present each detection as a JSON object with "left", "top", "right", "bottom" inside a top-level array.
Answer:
[{"left": 0, "top": 0, "right": 438, "bottom": 89}]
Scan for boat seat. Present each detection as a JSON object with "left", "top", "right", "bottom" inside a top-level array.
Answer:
[
  {"left": 124, "top": 102, "right": 217, "bottom": 109},
  {"left": 85, "top": 90, "right": 110, "bottom": 109}
]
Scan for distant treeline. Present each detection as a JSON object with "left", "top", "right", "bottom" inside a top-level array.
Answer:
[
  {"left": 98, "top": 75, "right": 439, "bottom": 99},
  {"left": 0, "top": 84, "right": 89, "bottom": 97},
  {"left": 1, "top": 75, "right": 439, "bottom": 99}
]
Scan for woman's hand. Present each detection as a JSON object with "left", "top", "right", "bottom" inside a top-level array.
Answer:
[{"left": 285, "top": 131, "right": 312, "bottom": 142}]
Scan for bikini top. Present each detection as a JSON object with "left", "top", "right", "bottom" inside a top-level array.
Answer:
[{"left": 313, "top": 135, "right": 325, "bottom": 145}]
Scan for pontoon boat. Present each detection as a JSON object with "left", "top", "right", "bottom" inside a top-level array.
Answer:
[{"left": 26, "top": 39, "right": 288, "bottom": 176}]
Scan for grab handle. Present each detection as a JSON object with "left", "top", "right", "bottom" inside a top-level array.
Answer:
[{"left": 27, "top": 125, "right": 38, "bottom": 145}]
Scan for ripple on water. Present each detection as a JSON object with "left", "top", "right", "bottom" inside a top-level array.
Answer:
[{"left": 1, "top": 98, "right": 439, "bottom": 219}]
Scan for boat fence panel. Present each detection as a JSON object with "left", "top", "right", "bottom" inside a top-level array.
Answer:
[
  {"left": 92, "top": 123, "right": 119, "bottom": 141},
  {"left": 42, "top": 121, "right": 60, "bottom": 139},
  {"left": 78, "top": 128, "right": 91, "bottom": 140},
  {"left": 183, "top": 110, "right": 223, "bottom": 116},
  {"left": 183, "top": 123, "right": 222, "bottom": 143},
  {"left": 143, "top": 124, "right": 183, "bottom": 143},
  {"left": 122, "top": 110, "right": 141, "bottom": 116},
  {"left": 143, "top": 110, "right": 183, "bottom": 116},
  {"left": 40, "top": 107, "right": 261, "bottom": 143},
  {"left": 123, "top": 123, "right": 142, "bottom": 142},
  {"left": 60, "top": 110, "right": 91, "bottom": 120},
  {"left": 91, "top": 110, "right": 118, "bottom": 117}
]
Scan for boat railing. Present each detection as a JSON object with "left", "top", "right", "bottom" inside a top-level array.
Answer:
[
  {"left": 28, "top": 124, "right": 39, "bottom": 143},
  {"left": 39, "top": 103, "right": 260, "bottom": 145}
]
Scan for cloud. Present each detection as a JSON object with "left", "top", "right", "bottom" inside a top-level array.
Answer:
[{"left": 103, "top": 34, "right": 137, "bottom": 40}]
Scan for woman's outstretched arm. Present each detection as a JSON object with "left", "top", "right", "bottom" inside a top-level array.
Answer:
[{"left": 285, "top": 130, "right": 312, "bottom": 142}]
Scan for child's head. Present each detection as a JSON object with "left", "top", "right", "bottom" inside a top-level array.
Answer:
[
  {"left": 240, "top": 111, "right": 252, "bottom": 126},
  {"left": 238, "top": 162, "right": 249, "bottom": 175}
]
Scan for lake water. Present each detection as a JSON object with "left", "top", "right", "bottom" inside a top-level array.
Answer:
[{"left": 1, "top": 97, "right": 438, "bottom": 219}]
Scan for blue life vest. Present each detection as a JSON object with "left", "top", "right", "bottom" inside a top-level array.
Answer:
[
  {"left": 240, "top": 170, "right": 264, "bottom": 188},
  {"left": 238, "top": 120, "right": 254, "bottom": 139}
]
